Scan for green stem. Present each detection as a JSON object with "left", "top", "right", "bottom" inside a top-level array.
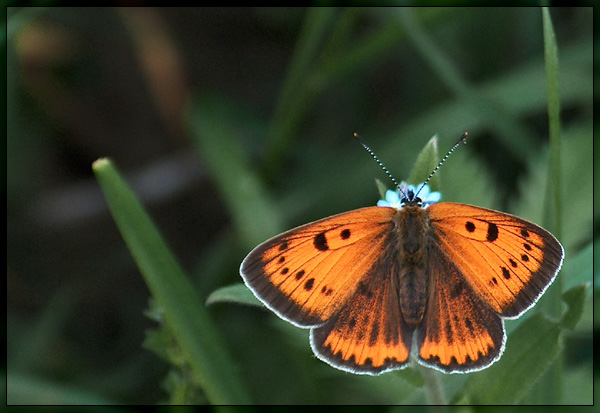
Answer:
[{"left": 419, "top": 364, "right": 447, "bottom": 405}]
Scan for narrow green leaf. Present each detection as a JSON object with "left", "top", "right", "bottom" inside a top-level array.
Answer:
[
  {"left": 560, "top": 284, "right": 589, "bottom": 330},
  {"left": 407, "top": 135, "right": 439, "bottom": 190},
  {"left": 457, "top": 313, "right": 562, "bottom": 404},
  {"left": 543, "top": 7, "right": 563, "bottom": 242},
  {"left": 265, "top": 7, "right": 337, "bottom": 172},
  {"left": 374, "top": 178, "right": 389, "bottom": 200},
  {"left": 92, "top": 158, "right": 251, "bottom": 404},
  {"left": 206, "top": 283, "right": 262, "bottom": 307},
  {"left": 538, "top": 8, "right": 564, "bottom": 404}
]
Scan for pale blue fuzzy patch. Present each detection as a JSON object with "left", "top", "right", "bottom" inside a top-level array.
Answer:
[
  {"left": 377, "top": 190, "right": 402, "bottom": 208},
  {"left": 377, "top": 183, "right": 441, "bottom": 209}
]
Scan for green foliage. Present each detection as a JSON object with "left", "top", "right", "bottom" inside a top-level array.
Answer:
[
  {"left": 92, "top": 159, "right": 250, "bottom": 404},
  {"left": 455, "top": 313, "right": 562, "bottom": 404}
]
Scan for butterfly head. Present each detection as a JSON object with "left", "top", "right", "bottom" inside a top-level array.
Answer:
[{"left": 377, "top": 183, "right": 441, "bottom": 210}]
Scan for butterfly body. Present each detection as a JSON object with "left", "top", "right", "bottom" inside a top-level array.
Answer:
[
  {"left": 390, "top": 202, "right": 430, "bottom": 328},
  {"left": 240, "top": 184, "right": 563, "bottom": 374}
]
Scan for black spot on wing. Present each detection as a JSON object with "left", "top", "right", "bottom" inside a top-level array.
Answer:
[
  {"left": 304, "top": 278, "right": 315, "bottom": 291},
  {"left": 486, "top": 222, "right": 499, "bottom": 242},
  {"left": 314, "top": 232, "right": 329, "bottom": 251},
  {"left": 465, "top": 221, "right": 475, "bottom": 232}
]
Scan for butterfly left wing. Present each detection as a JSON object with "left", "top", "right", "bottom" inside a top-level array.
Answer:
[
  {"left": 427, "top": 203, "right": 564, "bottom": 318},
  {"left": 417, "top": 244, "right": 505, "bottom": 372},
  {"left": 240, "top": 207, "right": 397, "bottom": 327}
]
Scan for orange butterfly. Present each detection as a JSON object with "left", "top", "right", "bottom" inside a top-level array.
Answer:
[{"left": 240, "top": 134, "right": 563, "bottom": 374}]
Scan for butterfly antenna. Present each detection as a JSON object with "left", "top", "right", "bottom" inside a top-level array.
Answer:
[
  {"left": 354, "top": 133, "right": 400, "bottom": 190},
  {"left": 416, "top": 132, "right": 468, "bottom": 197}
]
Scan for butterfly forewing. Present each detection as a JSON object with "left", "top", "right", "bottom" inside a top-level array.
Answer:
[
  {"left": 428, "top": 203, "right": 563, "bottom": 317},
  {"left": 240, "top": 207, "right": 397, "bottom": 327}
]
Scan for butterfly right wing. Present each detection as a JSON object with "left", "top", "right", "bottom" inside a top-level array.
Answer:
[
  {"left": 427, "top": 203, "right": 563, "bottom": 318},
  {"left": 240, "top": 207, "right": 397, "bottom": 327}
]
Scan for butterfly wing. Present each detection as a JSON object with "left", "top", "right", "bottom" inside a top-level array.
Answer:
[
  {"left": 417, "top": 244, "right": 505, "bottom": 372},
  {"left": 240, "top": 207, "right": 397, "bottom": 327},
  {"left": 427, "top": 203, "right": 564, "bottom": 318},
  {"left": 310, "top": 244, "right": 413, "bottom": 374}
]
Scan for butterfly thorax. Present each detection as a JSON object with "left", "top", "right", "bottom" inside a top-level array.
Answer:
[{"left": 395, "top": 205, "right": 430, "bottom": 328}]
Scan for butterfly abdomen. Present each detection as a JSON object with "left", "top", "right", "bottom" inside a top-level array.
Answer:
[{"left": 396, "top": 206, "right": 429, "bottom": 327}]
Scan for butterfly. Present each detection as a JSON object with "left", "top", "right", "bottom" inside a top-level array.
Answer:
[{"left": 239, "top": 134, "right": 564, "bottom": 374}]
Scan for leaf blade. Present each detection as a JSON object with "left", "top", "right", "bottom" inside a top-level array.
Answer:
[{"left": 92, "top": 158, "right": 251, "bottom": 404}]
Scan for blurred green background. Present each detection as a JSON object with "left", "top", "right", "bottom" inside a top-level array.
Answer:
[{"left": 7, "top": 6, "right": 593, "bottom": 405}]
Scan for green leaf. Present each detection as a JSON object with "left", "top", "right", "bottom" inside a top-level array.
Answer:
[
  {"left": 92, "top": 158, "right": 251, "bottom": 404},
  {"left": 374, "top": 178, "right": 389, "bottom": 200},
  {"left": 562, "top": 241, "right": 593, "bottom": 292},
  {"left": 407, "top": 135, "right": 440, "bottom": 190},
  {"left": 543, "top": 8, "right": 563, "bottom": 236},
  {"left": 560, "top": 284, "right": 589, "bottom": 330},
  {"left": 206, "top": 283, "right": 262, "bottom": 307},
  {"left": 456, "top": 313, "right": 562, "bottom": 404},
  {"left": 536, "top": 8, "right": 565, "bottom": 403}
]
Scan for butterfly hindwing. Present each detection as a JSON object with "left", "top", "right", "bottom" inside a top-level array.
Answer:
[
  {"left": 418, "top": 244, "right": 505, "bottom": 372},
  {"left": 428, "top": 203, "right": 563, "bottom": 318},
  {"left": 310, "top": 244, "right": 413, "bottom": 374},
  {"left": 240, "top": 207, "right": 396, "bottom": 327}
]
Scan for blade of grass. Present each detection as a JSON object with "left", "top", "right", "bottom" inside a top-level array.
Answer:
[
  {"left": 315, "top": 8, "right": 449, "bottom": 84},
  {"left": 319, "top": 7, "right": 360, "bottom": 58},
  {"left": 543, "top": 7, "right": 563, "bottom": 243},
  {"left": 188, "top": 94, "right": 284, "bottom": 249},
  {"left": 264, "top": 7, "right": 337, "bottom": 173},
  {"left": 92, "top": 158, "right": 251, "bottom": 404},
  {"left": 529, "top": 7, "right": 564, "bottom": 404}
]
